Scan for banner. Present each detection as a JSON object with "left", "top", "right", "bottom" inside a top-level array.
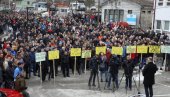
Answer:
[
  {"left": 70, "top": 48, "right": 81, "bottom": 57},
  {"left": 137, "top": 46, "right": 148, "bottom": 53},
  {"left": 161, "top": 46, "right": 170, "bottom": 53},
  {"left": 48, "top": 50, "right": 59, "bottom": 60},
  {"left": 126, "top": 46, "right": 136, "bottom": 53},
  {"left": 112, "top": 47, "right": 123, "bottom": 55},
  {"left": 35, "top": 52, "right": 46, "bottom": 62},
  {"left": 96, "top": 46, "right": 106, "bottom": 55},
  {"left": 81, "top": 50, "right": 91, "bottom": 58},
  {"left": 149, "top": 45, "right": 160, "bottom": 53}
]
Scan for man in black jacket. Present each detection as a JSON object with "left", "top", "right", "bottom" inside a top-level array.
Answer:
[
  {"left": 142, "top": 57, "right": 158, "bottom": 97},
  {"left": 61, "top": 51, "right": 70, "bottom": 77},
  {"left": 88, "top": 55, "right": 99, "bottom": 87},
  {"left": 123, "top": 55, "right": 135, "bottom": 90}
]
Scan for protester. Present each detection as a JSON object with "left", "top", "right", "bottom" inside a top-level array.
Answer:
[
  {"left": 123, "top": 55, "right": 135, "bottom": 90},
  {"left": 0, "top": 11, "right": 169, "bottom": 95},
  {"left": 143, "top": 57, "right": 158, "bottom": 97}
]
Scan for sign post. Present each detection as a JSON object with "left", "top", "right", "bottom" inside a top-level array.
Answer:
[
  {"left": 48, "top": 50, "right": 59, "bottom": 82},
  {"left": 161, "top": 46, "right": 170, "bottom": 71},
  {"left": 35, "top": 52, "right": 46, "bottom": 84},
  {"left": 137, "top": 45, "right": 148, "bottom": 94},
  {"left": 71, "top": 48, "right": 81, "bottom": 76},
  {"left": 81, "top": 50, "right": 92, "bottom": 74}
]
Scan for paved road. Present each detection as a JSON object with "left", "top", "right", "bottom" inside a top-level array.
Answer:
[{"left": 27, "top": 70, "right": 170, "bottom": 97}]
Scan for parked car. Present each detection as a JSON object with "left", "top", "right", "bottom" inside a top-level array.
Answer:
[{"left": 0, "top": 88, "right": 23, "bottom": 97}]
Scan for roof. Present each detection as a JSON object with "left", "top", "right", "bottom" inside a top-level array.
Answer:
[
  {"left": 55, "top": 2, "right": 69, "bottom": 7},
  {"left": 101, "top": 0, "right": 153, "bottom": 7},
  {"left": 130, "top": 0, "right": 153, "bottom": 7}
]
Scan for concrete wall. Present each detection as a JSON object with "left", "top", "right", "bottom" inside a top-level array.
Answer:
[{"left": 141, "top": 7, "right": 153, "bottom": 29}]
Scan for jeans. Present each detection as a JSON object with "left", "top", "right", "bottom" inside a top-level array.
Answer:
[
  {"left": 144, "top": 85, "right": 153, "bottom": 97},
  {"left": 100, "top": 71, "right": 107, "bottom": 82}
]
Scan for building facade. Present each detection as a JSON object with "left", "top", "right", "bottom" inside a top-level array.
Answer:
[
  {"left": 154, "top": 0, "right": 170, "bottom": 34},
  {"left": 101, "top": 0, "right": 153, "bottom": 29}
]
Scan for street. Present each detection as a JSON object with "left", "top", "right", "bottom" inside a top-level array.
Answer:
[{"left": 27, "top": 69, "right": 170, "bottom": 97}]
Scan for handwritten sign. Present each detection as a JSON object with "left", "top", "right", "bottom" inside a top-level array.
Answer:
[
  {"left": 137, "top": 46, "right": 148, "bottom": 53},
  {"left": 35, "top": 52, "right": 46, "bottom": 62},
  {"left": 149, "top": 45, "right": 160, "bottom": 53},
  {"left": 48, "top": 50, "right": 59, "bottom": 60},
  {"left": 81, "top": 50, "right": 91, "bottom": 58},
  {"left": 126, "top": 46, "right": 136, "bottom": 53},
  {"left": 70, "top": 48, "right": 81, "bottom": 57},
  {"left": 112, "top": 47, "right": 123, "bottom": 55},
  {"left": 161, "top": 46, "right": 170, "bottom": 53},
  {"left": 96, "top": 46, "right": 106, "bottom": 55}
]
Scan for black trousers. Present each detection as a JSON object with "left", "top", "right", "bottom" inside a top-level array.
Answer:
[
  {"left": 144, "top": 84, "right": 153, "bottom": 97},
  {"left": 88, "top": 70, "right": 97, "bottom": 86},
  {"left": 125, "top": 75, "right": 132, "bottom": 89}
]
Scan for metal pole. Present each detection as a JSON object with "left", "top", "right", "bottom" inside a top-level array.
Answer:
[
  {"left": 74, "top": 57, "right": 77, "bottom": 76},
  {"left": 53, "top": 60, "right": 56, "bottom": 81},
  {"left": 152, "top": 0, "right": 157, "bottom": 30},
  {"left": 85, "top": 58, "right": 87, "bottom": 74},
  {"left": 27, "top": 7, "right": 28, "bottom": 29},
  {"left": 40, "top": 62, "right": 42, "bottom": 84},
  {"left": 98, "top": 0, "right": 100, "bottom": 23},
  {"left": 9, "top": 0, "right": 10, "bottom": 10}
]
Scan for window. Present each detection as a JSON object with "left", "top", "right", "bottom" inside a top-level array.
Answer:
[
  {"left": 148, "top": 11, "right": 151, "bottom": 14},
  {"left": 27, "top": 1, "right": 30, "bottom": 5},
  {"left": 118, "top": 2, "right": 121, "bottom": 6},
  {"left": 158, "top": 0, "right": 163, "bottom": 6},
  {"left": 108, "top": 9, "right": 124, "bottom": 22},
  {"left": 142, "top": 11, "right": 145, "bottom": 13},
  {"left": 164, "top": 21, "right": 170, "bottom": 30},
  {"left": 128, "top": 10, "right": 132, "bottom": 14},
  {"left": 167, "top": 0, "right": 170, "bottom": 6},
  {"left": 156, "top": 20, "right": 161, "bottom": 29}
]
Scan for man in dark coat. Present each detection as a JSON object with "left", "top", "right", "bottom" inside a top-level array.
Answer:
[
  {"left": 142, "top": 57, "right": 158, "bottom": 97},
  {"left": 123, "top": 55, "right": 135, "bottom": 90},
  {"left": 88, "top": 55, "right": 100, "bottom": 87}
]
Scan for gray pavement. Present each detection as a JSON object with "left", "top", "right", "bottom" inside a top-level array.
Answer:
[{"left": 27, "top": 70, "right": 170, "bottom": 97}]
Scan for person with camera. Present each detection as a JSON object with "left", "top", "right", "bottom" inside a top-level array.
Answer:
[
  {"left": 123, "top": 55, "right": 135, "bottom": 90},
  {"left": 88, "top": 55, "right": 100, "bottom": 87},
  {"left": 107, "top": 55, "right": 119, "bottom": 89},
  {"left": 142, "top": 57, "right": 158, "bottom": 97}
]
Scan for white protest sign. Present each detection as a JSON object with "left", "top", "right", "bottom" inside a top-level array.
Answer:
[
  {"left": 161, "top": 46, "right": 170, "bottom": 53},
  {"left": 35, "top": 52, "right": 46, "bottom": 62}
]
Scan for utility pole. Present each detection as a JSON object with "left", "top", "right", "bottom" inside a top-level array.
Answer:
[
  {"left": 152, "top": 0, "right": 157, "bottom": 30},
  {"left": 9, "top": 0, "right": 11, "bottom": 10},
  {"left": 97, "top": 0, "right": 100, "bottom": 23}
]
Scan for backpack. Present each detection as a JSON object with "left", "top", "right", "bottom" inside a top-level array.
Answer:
[{"left": 14, "top": 76, "right": 27, "bottom": 92}]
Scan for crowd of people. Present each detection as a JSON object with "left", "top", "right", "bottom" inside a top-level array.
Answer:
[{"left": 0, "top": 11, "right": 169, "bottom": 97}]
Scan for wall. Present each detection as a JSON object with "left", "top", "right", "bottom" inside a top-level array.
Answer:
[{"left": 101, "top": 0, "right": 141, "bottom": 25}]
